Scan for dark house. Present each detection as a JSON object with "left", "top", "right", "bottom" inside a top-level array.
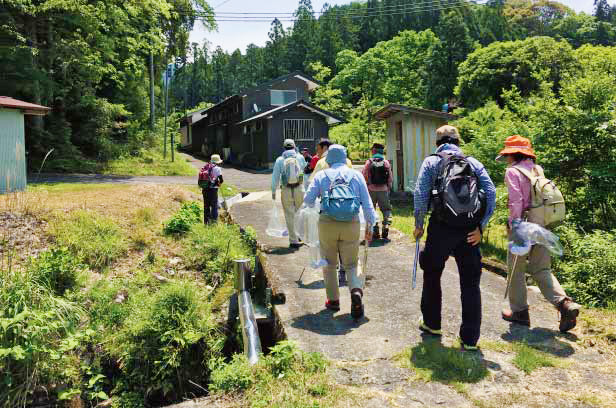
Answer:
[{"left": 180, "top": 71, "right": 344, "bottom": 169}]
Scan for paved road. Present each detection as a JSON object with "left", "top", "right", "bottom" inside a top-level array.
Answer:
[{"left": 29, "top": 153, "right": 272, "bottom": 192}]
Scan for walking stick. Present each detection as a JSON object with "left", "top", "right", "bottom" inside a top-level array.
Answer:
[
  {"left": 362, "top": 242, "right": 369, "bottom": 276},
  {"left": 412, "top": 238, "right": 420, "bottom": 290},
  {"left": 504, "top": 254, "right": 519, "bottom": 299}
]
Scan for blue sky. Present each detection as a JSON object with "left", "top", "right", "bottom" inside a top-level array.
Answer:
[{"left": 189, "top": 0, "right": 599, "bottom": 53}]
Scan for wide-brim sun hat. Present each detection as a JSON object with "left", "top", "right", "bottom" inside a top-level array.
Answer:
[
  {"left": 496, "top": 135, "right": 536, "bottom": 160},
  {"left": 210, "top": 154, "right": 223, "bottom": 164}
]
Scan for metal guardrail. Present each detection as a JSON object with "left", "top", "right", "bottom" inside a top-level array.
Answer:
[{"left": 233, "top": 259, "right": 262, "bottom": 365}]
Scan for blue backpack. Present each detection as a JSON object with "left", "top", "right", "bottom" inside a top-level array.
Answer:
[{"left": 321, "top": 169, "right": 361, "bottom": 221}]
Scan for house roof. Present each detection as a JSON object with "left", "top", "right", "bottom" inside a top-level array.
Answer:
[
  {"left": 236, "top": 100, "right": 344, "bottom": 126},
  {"left": 0, "top": 96, "right": 50, "bottom": 115},
  {"left": 374, "top": 103, "right": 458, "bottom": 121},
  {"left": 240, "top": 71, "right": 321, "bottom": 95}
]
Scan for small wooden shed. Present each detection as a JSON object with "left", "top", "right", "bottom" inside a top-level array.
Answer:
[
  {"left": 374, "top": 104, "right": 458, "bottom": 192},
  {"left": 0, "top": 97, "right": 50, "bottom": 193}
]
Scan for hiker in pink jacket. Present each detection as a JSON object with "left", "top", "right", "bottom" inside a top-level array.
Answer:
[
  {"left": 498, "top": 135, "right": 580, "bottom": 332},
  {"left": 362, "top": 143, "right": 393, "bottom": 240}
]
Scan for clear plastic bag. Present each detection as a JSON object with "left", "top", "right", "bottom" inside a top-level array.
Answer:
[
  {"left": 509, "top": 220, "right": 563, "bottom": 257},
  {"left": 295, "top": 202, "right": 328, "bottom": 269},
  {"left": 266, "top": 202, "right": 288, "bottom": 238}
]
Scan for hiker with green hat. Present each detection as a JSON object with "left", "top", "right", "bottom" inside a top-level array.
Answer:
[
  {"left": 198, "top": 154, "right": 224, "bottom": 224},
  {"left": 362, "top": 143, "right": 393, "bottom": 240},
  {"left": 272, "top": 139, "right": 307, "bottom": 248}
]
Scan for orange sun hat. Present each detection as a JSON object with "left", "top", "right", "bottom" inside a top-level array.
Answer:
[{"left": 496, "top": 135, "right": 536, "bottom": 160}]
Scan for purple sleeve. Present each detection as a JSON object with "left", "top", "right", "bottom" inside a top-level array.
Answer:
[{"left": 505, "top": 168, "right": 524, "bottom": 226}]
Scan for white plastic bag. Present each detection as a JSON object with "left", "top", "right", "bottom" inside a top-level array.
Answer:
[
  {"left": 295, "top": 202, "right": 328, "bottom": 269},
  {"left": 266, "top": 202, "right": 288, "bottom": 238},
  {"left": 509, "top": 221, "right": 563, "bottom": 257}
]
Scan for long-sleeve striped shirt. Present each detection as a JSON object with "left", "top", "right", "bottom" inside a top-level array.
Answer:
[{"left": 413, "top": 144, "right": 496, "bottom": 229}]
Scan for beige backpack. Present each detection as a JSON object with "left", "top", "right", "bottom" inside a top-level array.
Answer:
[{"left": 513, "top": 165, "right": 566, "bottom": 228}]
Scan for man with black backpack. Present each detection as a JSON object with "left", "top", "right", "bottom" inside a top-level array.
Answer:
[
  {"left": 272, "top": 139, "right": 307, "bottom": 248},
  {"left": 198, "top": 154, "right": 224, "bottom": 224},
  {"left": 413, "top": 125, "right": 496, "bottom": 351},
  {"left": 362, "top": 143, "right": 393, "bottom": 240}
]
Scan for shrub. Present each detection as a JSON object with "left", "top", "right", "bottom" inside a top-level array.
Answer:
[
  {"left": 163, "top": 201, "right": 202, "bottom": 235},
  {"left": 183, "top": 223, "right": 254, "bottom": 285},
  {"left": 110, "top": 281, "right": 224, "bottom": 402},
  {"left": 0, "top": 266, "right": 84, "bottom": 406},
  {"left": 28, "top": 248, "right": 84, "bottom": 296},
  {"left": 50, "top": 210, "right": 128, "bottom": 269},
  {"left": 553, "top": 225, "right": 616, "bottom": 307}
]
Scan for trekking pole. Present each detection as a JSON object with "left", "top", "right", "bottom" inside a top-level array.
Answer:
[
  {"left": 362, "top": 242, "right": 369, "bottom": 275},
  {"left": 412, "top": 238, "right": 420, "bottom": 290},
  {"left": 504, "top": 254, "right": 519, "bottom": 299}
]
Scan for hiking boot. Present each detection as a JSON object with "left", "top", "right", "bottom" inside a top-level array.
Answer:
[
  {"left": 382, "top": 226, "right": 389, "bottom": 240},
  {"left": 501, "top": 308, "right": 531, "bottom": 326},
  {"left": 558, "top": 297, "right": 581, "bottom": 333},
  {"left": 372, "top": 225, "right": 380, "bottom": 240},
  {"left": 325, "top": 299, "right": 340, "bottom": 312},
  {"left": 351, "top": 289, "right": 364, "bottom": 319},
  {"left": 419, "top": 319, "right": 442, "bottom": 336},
  {"left": 460, "top": 340, "right": 479, "bottom": 352}
]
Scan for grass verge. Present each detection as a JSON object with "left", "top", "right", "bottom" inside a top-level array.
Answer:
[
  {"left": 103, "top": 147, "right": 197, "bottom": 176},
  {"left": 49, "top": 210, "right": 128, "bottom": 270}
]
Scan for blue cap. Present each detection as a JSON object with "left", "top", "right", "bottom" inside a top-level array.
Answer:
[{"left": 326, "top": 144, "right": 347, "bottom": 165}]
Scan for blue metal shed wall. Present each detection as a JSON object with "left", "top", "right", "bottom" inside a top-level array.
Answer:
[{"left": 0, "top": 108, "right": 27, "bottom": 193}]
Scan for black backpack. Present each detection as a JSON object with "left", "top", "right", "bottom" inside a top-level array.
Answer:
[
  {"left": 369, "top": 158, "right": 389, "bottom": 185},
  {"left": 431, "top": 152, "right": 485, "bottom": 228}
]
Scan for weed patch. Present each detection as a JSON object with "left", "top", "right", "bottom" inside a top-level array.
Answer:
[
  {"left": 103, "top": 148, "right": 197, "bottom": 176},
  {"left": 163, "top": 201, "right": 202, "bottom": 235},
  {"left": 50, "top": 210, "right": 128, "bottom": 269},
  {"left": 28, "top": 247, "right": 84, "bottom": 296},
  {"left": 183, "top": 223, "right": 254, "bottom": 286},
  {"left": 210, "top": 341, "right": 352, "bottom": 407},
  {"left": 394, "top": 339, "right": 488, "bottom": 385}
]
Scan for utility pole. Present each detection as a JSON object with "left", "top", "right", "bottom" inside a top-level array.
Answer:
[
  {"left": 164, "top": 71, "right": 167, "bottom": 159},
  {"left": 149, "top": 51, "right": 155, "bottom": 131}
]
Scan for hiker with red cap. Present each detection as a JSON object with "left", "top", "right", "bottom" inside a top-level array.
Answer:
[{"left": 498, "top": 135, "right": 581, "bottom": 332}]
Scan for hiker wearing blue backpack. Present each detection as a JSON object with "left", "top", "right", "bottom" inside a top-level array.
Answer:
[
  {"left": 304, "top": 145, "right": 377, "bottom": 319},
  {"left": 413, "top": 125, "right": 496, "bottom": 351},
  {"left": 272, "top": 139, "right": 307, "bottom": 248}
]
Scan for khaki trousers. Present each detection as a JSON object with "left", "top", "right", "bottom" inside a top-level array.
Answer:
[
  {"left": 507, "top": 243, "right": 567, "bottom": 312},
  {"left": 281, "top": 185, "right": 304, "bottom": 244},
  {"left": 369, "top": 190, "right": 392, "bottom": 225},
  {"left": 318, "top": 216, "right": 364, "bottom": 301}
]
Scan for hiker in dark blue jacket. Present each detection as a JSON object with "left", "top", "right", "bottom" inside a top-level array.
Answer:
[{"left": 413, "top": 125, "right": 496, "bottom": 351}]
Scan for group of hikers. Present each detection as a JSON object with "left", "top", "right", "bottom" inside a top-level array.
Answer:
[{"left": 198, "top": 124, "right": 581, "bottom": 351}]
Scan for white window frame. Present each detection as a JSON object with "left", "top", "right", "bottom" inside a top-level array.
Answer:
[
  {"left": 271, "top": 90, "right": 297, "bottom": 106},
  {"left": 284, "top": 119, "right": 314, "bottom": 142}
]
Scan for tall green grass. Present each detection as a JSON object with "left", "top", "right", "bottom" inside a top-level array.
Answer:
[{"left": 50, "top": 210, "right": 128, "bottom": 269}]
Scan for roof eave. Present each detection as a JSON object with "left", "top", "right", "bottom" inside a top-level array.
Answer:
[{"left": 374, "top": 103, "right": 459, "bottom": 121}]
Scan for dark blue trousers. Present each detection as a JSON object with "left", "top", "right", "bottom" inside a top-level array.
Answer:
[
  {"left": 419, "top": 218, "right": 483, "bottom": 346},
  {"left": 203, "top": 188, "right": 219, "bottom": 224}
]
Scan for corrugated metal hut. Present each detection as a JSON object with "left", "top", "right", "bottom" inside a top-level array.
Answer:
[
  {"left": 374, "top": 104, "right": 458, "bottom": 192},
  {"left": 0, "top": 97, "right": 50, "bottom": 193}
]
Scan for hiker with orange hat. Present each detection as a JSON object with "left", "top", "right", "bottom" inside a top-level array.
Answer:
[{"left": 498, "top": 135, "right": 581, "bottom": 332}]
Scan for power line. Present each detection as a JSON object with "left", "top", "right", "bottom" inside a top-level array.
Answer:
[
  {"left": 177, "top": 0, "right": 487, "bottom": 18},
  {"left": 188, "top": 1, "right": 489, "bottom": 23}
]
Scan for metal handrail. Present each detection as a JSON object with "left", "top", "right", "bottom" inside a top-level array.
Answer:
[{"left": 233, "top": 259, "right": 262, "bottom": 365}]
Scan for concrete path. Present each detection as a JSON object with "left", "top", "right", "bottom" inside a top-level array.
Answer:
[{"left": 230, "top": 192, "right": 563, "bottom": 360}]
